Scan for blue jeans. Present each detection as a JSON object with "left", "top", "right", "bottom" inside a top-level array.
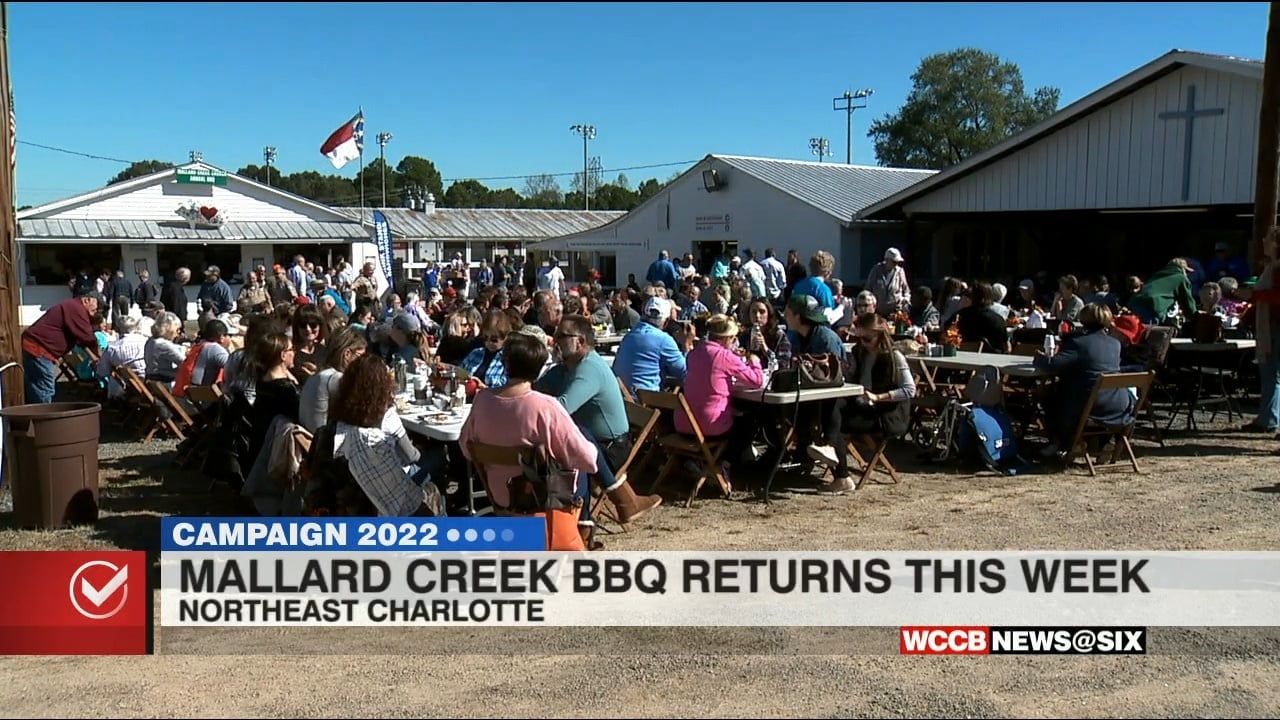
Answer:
[
  {"left": 22, "top": 352, "right": 56, "bottom": 405},
  {"left": 1255, "top": 336, "right": 1280, "bottom": 429},
  {"left": 408, "top": 445, "right": 447, "bottom": 487}
]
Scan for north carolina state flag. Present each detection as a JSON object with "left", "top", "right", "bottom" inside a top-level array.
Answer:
[{"left": 320, "top": 111, "right": 364, "bottom": 169}]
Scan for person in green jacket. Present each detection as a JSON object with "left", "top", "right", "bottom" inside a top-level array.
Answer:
[{"left": 1126, "top": 258, "right": 1197, "bottom": 325}]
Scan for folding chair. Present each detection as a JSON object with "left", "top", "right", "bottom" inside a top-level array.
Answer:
[
  {"left": 843, "top": 431, "right": 902, "bottom": 488},
  {"left": 1062, "top": 371, "right": 1154, "bottom": 477},
  {"left": 115, "top": 366, "right": 183, "bottom": 442},
  {"left": 466, "top": 442, "right": 587, "bottom": 551},
  {"left": 590, "top": 399, "right": 661, "bottom": 530},
  {"left": 147, "top": 380, "right": 197, "bottom": 443},
  {"left": 635, "top": 388, "right": 730, "bottom": 507},
  {"left": 180, "top": 384, "right": 224, "bottom": 469}
]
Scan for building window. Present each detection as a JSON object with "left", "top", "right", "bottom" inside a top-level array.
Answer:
[
  {"left": 24, "top": 243, "right": 123, "bottom": 286},
  {"left": 156, "top": 244, "right": 243, "bottom": 284}
]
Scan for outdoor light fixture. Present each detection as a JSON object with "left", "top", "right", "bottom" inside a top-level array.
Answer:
[{"left": 702, "top": 168, "right": 722, "bottom": 192}]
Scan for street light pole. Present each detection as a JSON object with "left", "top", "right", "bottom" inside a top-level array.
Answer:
[
  {"left": 570, "top": 124, "right": 596, "bottom": 210},
  {"left": 832, "top": 88, "right": 874, "bottom": 164},
  {"left": 263, "top": 146, "right": 276, "bottom": 186},
  {"left": 809, "top": 137, "right": 831, "bottom": 163},
  {"left": 376, "top": 132, "right": 393, "bottom": 208}
]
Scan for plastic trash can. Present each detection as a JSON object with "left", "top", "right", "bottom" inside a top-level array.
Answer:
[{"left": 1, "top": 402, "right": 102, "bottom": 529}]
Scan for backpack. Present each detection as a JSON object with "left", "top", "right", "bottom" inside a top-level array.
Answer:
[{"left": 957, "top": 405, "right": 1027, "bottom": 476}]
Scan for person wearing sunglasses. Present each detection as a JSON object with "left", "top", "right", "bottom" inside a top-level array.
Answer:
[{"left": 461, "top": 310, "right": 519, "bottom": 389}]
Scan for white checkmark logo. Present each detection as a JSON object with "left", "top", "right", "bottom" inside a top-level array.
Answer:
[{"left": 69, "top": 561, "right": 130, "bottom": 620}]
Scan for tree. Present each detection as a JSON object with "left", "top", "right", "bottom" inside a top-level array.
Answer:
[
  {"left": 614, "top": 172, "right": 630, "bottom": 189},
  {"left": 356, "top": 157, "right": 395, "bottom": 207},
  {"left": 487, "top": 187, "right": 523, "bottom": 208},
  {"left": 443, "top": 179, "right": 492, "bottom": 208},
  {"left": 106, "top": 160, "right": 174, "bottom": 186},
  {"left": 236, "top": 163, "right": 282, "bottom": 187},
  {"left": 867, "top": 47, "right": 1060, "bottom": 169},
  {"left": 395, "top": 156, "right": 445, "bottom": 205},
  {"left": 636, "top": 178, "right": 663, "bottom": 201},
  {"left": 522, "top": 174, "right": 563, "bottom": 208},
  {"left": 593, "top": 183, "right": 641, "bottom": 211}
]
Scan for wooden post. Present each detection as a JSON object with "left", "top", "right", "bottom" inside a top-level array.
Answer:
[
  {"left": 0, "top": 2, "right": 21, "bottom": 411},
  {"left": 1252, "top": 1, "right": 1280, "bottom": 271}
]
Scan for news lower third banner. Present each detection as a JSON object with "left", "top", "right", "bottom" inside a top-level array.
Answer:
[{"left": 157, "top": 518, "right": 1280, "bottom": 629}]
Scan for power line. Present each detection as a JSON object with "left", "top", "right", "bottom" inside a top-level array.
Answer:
[
  {"left": 17, "top": 140, "right": 136, "bottom": 164},
  {"left": 19, "top": 138, "right": 695, "bottom": 183}
]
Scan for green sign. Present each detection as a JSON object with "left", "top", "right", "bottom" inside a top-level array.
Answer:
[{"left": 177, "top": 168, "right": 228, "bottom": 186}]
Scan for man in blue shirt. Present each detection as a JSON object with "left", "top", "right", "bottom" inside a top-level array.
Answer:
[
  {"left": 645, "top": 250, "right": 679, "bottom": 292},
  {"left": 613, "top": 297, "right": 690, "bottom": 394}
]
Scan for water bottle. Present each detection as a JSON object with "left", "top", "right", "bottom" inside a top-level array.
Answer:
[
  {"left": 394, "top": 354, "right": 408, "bottom": 394},
  {"left": 776, "top": 330, "right": 793, "bottom": 370},
  {"left": 750, "top": 323, "right": 763, "bottom": 353},
  {"left": 1043, "top": 333, "right": 1057, "bottom": 356}
]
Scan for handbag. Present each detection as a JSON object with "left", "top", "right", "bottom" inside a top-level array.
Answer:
[
  {"left": 506, "top": 445, "right": 581, "bottom": 515},
  {"left": 769, "top": 352, "right": 845, "bottom": 392}
]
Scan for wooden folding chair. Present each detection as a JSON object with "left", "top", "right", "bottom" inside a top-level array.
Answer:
[
  {"left": 180, "top": 384, "right": 224, "bottom": 468},
  {"left": 843, "top": 431, "right": 901, "bottom": 488},
  {"left": 114, "top": 366, "right": 181, "bottom": 442},
  {"left": 466, "top": 442, "right": 586, "bottom": 551},
  {"left": 616, "top": 375, "right": 636, "bottom": 402},
  {"left": 590, "top": 399, "right": 661, "bottom": 529},
  {"left": 147, "top": 380, "right": 196, "bottom": 443},
  {"left": 1062, "top": 371, "right": 1154, "bottom": 477},
  {"left": 635, "top": 388, "right": 730, "bottom": 507}
]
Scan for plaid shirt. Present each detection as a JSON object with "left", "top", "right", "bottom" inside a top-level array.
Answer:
[{"left": 332, "top": 419, "right": 423, "bottom": 517}]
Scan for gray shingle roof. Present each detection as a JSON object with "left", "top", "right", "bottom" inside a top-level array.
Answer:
[
  {"left": 19, "top": 218, "right": 369, "bottom": 241},
  {"left": 333, "top": 207, "right": 627, "bottom": 240},
  {"left": 713, "top": 155, "right": 937, "bottom": 221}
]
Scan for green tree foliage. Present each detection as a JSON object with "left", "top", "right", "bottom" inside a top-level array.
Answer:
[
  {"left": 443, "top": 179, "right": 491, "bottom": 208},
  {"left": 394, "top": 156, "right": 445, "bottom": 204},
  {"left": 868, "top": 47, "right": 1060, "bottom": 170},
  {"left": 106, "top": 160, "right": 174, "bottom": 185}
]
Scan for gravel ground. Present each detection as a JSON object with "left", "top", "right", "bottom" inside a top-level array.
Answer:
[{"left": 1, "top": 397, "right": 1279, "bottom": 718}]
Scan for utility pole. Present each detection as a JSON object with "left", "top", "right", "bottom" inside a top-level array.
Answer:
[
  {"left": 0, "top": 1, "right": 19, "bottom": 411},
  {"left": 263, "top": 146, "right": 276, "bottom": 186},
  {"left": 570, "top": 124, "right": 596, "bottom": 210},
  {"left": 832, "top": 88, "right": 873, "bottom": 164},
  {"left": 376, "top": 132, "right": 393, "bottom": 208},
  {"left": 809, "top": 137, "right": 831, "bottom": 163},
  {"left": 1253, "top": 2, "right": 1280, "bottom": 270}
]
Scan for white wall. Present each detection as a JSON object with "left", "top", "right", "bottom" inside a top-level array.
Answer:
[
  {"left": 907, "top": 66, "right": 1258, "bottom": 213},
  {"left": 554, "top": 159, "right": 847, "bottom": 287}
]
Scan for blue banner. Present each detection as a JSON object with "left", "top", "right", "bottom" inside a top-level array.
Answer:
[
  {"left": 161, "top": 517, "right": 547, "bottom": 552},
  {"left": 372, "top": 209, "right": 395, "bottom": 294}
]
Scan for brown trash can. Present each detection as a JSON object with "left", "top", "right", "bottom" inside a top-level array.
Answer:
[{"left": 1, "top": 402, "right": 102, "bottom": 530}]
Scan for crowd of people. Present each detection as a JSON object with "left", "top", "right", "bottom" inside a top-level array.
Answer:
[{"left": 18, "top": 233, "right": 1280, "bottom": 536}]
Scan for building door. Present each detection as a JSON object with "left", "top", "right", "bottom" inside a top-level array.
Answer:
[{"left": 695, "top": 240, "right": 737, "bottom": 275}]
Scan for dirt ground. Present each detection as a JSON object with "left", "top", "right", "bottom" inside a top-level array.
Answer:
[{"left": 0, "top": 401, "right": 1278, "bottom": 718}]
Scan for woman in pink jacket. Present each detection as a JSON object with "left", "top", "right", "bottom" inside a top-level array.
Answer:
[{"left": 677, "top": 314, "right": 765, "bottom": 486}]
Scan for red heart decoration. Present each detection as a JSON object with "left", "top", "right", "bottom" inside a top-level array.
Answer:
[{"left": 199, "top": 206, "right": 218, "bottom": 220}]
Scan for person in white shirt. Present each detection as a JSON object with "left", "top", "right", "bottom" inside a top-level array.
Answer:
[
  {"left": 537, "top": 256, "right": 566, "bottom": 297},
  {"left": 760, "top": 247, "right": 787, "bottom": 303},
  {"left": 95, "top": 316, "right": 148, "bottom": 398},
  {"left": 741, "top": 250, "right": 767, "bottom": 299},
  {"left": 678, "top": 253, "right": 698, "bottom": 281}
]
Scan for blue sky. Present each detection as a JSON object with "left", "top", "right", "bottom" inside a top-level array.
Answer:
[{"left": 10, "top": 1, "right": 1269, "bottom": 207}]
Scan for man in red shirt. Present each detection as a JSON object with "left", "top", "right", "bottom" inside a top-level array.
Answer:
[{"left": 20, "top": 291, "right": 100, "bottom": 404}]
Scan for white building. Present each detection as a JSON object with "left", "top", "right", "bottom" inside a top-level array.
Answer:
[
  {"left": 532, "top": 154, "right": 936, "bottom": 287},
  {"left": 334, "top": 203, "right": 625, "bottom": 289},
  {"left": 859, "top": 50, "right": 1266, "bottom": 283},
  {"left": 17, "top": 161, "right": 370, "bottom": 325}
]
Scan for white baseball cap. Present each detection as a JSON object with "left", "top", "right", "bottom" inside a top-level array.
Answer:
[
  {"left": 643, "top": 296, "right": 674, "bottom": 320},
  {"left": 884, "top": 247, "right": 904, "bottom": 262}
]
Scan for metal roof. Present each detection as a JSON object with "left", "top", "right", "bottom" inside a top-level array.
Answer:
[
  {"left": 333, "top": 207, "right": 627, "bottom": 240},
  {"left": 712, "top": 155, "right": 937, "bottom": 221},
  {"left": 19, "top": 218, "right": 369, "bottom": 241},
  {"left": 859, "top": 49, "right": 1264, "bottom": 219}
]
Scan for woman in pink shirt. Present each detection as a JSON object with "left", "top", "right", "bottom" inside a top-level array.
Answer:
[
  {"left": 459, "top": 332, "right": 600, "bottom": 540},
  {"left": 677, "top": 314, "right": 765, "bottom": 483}
]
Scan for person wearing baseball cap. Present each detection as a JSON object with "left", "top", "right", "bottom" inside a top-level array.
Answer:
[
  {"left": 783, "top": 293, "right": 850, "bottom": 488},
  {"left": 613, "top": 296, "right": 688, "bottom": 395},
  {"left": 198, "top": 265, "right": 234, "bottom": 315},
  {"left": 866, "top": 247, "right": 910, "bottom": 317}
]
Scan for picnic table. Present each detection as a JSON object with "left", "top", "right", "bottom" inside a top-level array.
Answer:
[
  {"left": 910, "top": 351, "right": 1048, "bottom": 378},
  {"left": 400, "top": 404, "right": 471, "bottom": 443}
]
